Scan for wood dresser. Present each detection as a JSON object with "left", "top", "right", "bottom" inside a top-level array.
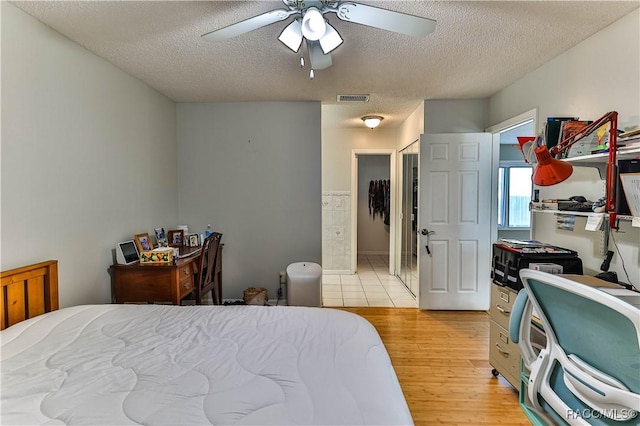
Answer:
[{"left": 110, "top": 247, "right": 201, "bottom": 305}]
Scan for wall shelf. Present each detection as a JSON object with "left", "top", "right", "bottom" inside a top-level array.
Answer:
[
  {"left": 561, "top": 146, "right": 640, "bottom": 179},
  {"left": 530, "top": 209, "right": 635, "bottom": 222},
  {"left": 563, "top": 145, "right": 640, "bottom": 163},
  {"left": 530, "top": 209, "right": 601, "bottom": 218}
]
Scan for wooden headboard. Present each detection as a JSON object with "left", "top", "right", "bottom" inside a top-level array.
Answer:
[{"left": 0, "top": 260, "right": 59, "bottom": 330}]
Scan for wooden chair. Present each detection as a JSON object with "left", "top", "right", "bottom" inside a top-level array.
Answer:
[{"left": 194, "top": 232, "right": 223, "bottom": 305}]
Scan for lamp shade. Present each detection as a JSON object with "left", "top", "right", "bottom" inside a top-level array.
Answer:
[
  {"left": 532, "top": 145, "right": 573, "bottom": 186},
  {"left": 362, "top": 116, "right": 383, "bottom": 129},
  {"left": 278, "top": 19, "right": 303, "bottom": 52},
  {"left": 301, "top": 8, "right": 326, "bottom": 41},
  {"left": 319, "top": 23, "right": 343, "bottom": 54}
]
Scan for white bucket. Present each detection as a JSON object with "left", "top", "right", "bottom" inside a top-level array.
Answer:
[{"left": 286, "top": 262, "right": 322, "bottom": 307}]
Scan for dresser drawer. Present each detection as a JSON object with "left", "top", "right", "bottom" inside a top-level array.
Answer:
[
  {"left": 179, "top": 263, "right": 194, "bottom": 297},
  {"left": 179, "top": 263, "right": 193, "bottom": 281},
  {"left": 489, "top": 320, "right": 520, "bottom": 385},
  {"left": 490, "top": 283, "right": 517, "bottom": 330}
]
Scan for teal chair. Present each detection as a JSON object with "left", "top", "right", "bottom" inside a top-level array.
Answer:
[{"left": 509, "top": 269, "right": 640, "bottom": 425}]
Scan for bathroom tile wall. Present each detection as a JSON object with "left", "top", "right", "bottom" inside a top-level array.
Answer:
[{"left": 322, "top": 191, "right": 351, "bottom": 273}]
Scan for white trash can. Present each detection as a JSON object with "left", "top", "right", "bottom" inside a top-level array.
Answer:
[{"left": 286, "top": 262, "right": 322, "bottom": 307}]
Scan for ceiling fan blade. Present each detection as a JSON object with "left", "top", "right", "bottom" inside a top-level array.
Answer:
[
  {"left": 336, "top": 2, "right": 436, "bottom": 37},
  {"left": 307, "top": 40, "right": 332, "bottom": 70},
  {"left": 202, "top": 9, "right": 296, "bottom": 42}
]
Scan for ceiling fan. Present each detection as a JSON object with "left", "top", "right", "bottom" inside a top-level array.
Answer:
[{"left": 202, "top": 0, "right": 436, "bottom": 78}]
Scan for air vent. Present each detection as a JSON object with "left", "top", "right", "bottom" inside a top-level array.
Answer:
[{"left": 337, "top": 94, "right": 370, "bottom": 103}]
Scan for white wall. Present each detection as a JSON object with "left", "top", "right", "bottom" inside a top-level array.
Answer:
[
  {"left": 321, "top": 122, "right": 398, "bottom": 191},
  {"left": 1, "top": 3, "right": 178, "bottom": 307},
  {"left": 425, "top": 99, "right": 489, "bottom": 133},
  {"left": 357, "top": 156, "right": 390, "bottom": 254},
  {"left": 489, "top": 9, "right": 640, "bottom": 287},
  {"left": 176, "top": 102, "right": 321, "bottom": 300},
  {"left": 397, "top": 102, "right": 425, "bottom": 151},
  {"left": 489, "top": 9, "right": 640, "bottom": 131}
]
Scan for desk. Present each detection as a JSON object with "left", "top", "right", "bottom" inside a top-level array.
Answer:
[{"left": 110, "top": 246, "right": 207, "bottom": 305}]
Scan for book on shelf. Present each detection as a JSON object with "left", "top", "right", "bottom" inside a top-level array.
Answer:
[
  {"left": 544, "top": 117, "right": 578, "bottom": 150},
  {"left": 606, "top": 126, "right": 640, "bottom": 153},
  {"left": 558, "top": 120, "right": 591, "bottom": 157},
  {"left": 618, "top": 134, "right": 640, "bottom": 149},
  {"left": 619, "top": 172, "right": 640, "bottom": 217},
  {"left": 619, "top": 128, "right": 640, "bottom": 139}
]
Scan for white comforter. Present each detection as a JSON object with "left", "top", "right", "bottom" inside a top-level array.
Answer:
[{"left": 1, "top": 305, "right": 412, "bottom": 425}]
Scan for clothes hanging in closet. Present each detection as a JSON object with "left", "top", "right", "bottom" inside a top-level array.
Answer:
[{"left": 368, "top": 179, "right": 390, "bottom": 225}]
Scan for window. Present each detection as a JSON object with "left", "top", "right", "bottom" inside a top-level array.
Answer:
[{"left": 498, "top": 165, "right": 532, "bottom": 228}]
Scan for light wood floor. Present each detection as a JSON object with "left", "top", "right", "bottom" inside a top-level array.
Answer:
[{"left": 339, "top": 307, "right": 530, "bottom": 426}]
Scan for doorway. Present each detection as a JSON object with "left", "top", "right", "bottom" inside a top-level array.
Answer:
[
  {"left": 357, "top": 155, "right": 391, "bottom": 265},
  {"left": 486, "top": 108, "right": 537, "bottom": 244},
  {"left": 397, "top": 140, "right": 419, "bottom": 296},
  {"left": 350, "top": 149, "right": 396, "bottom": 275}
]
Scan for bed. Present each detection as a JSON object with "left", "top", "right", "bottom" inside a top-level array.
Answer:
[{"left": 1, "top": 260, "right": 413, "bottom": 425}]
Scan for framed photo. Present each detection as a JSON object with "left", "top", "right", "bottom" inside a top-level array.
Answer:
[
  {"left": 134, "top": 233, "right": 153, "bottom": 253},
  {"left": 188, "top": 233, "right": 200, "bottom": 247},
  {"left": 154, "top": 227, "right": 168, "bottom": 247},
  {"left": 168, "top": 229, "right": 184, "bottom": 247}
]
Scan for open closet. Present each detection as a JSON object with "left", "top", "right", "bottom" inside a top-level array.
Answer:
[{"left": 397, "top": 141, "right": 419, "bottom": 296}]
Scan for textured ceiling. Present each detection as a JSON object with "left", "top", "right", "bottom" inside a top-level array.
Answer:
[{"left": 11, "top": 1, "right": 639, "bottom": 128}]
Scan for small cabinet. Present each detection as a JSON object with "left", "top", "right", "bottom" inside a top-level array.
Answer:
[{"left": 489, "top": 282, "right": 520, "bottom": 388}]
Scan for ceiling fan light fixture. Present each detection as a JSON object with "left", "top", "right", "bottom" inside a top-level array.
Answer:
[
  {"left": 362, "top": 116, "right": 383, "bottom": 129},
  {"left": 278, "top": 19, "right": 303, "bottom": 52},
  {"left": 319, "top": 23, "right": 343, "bottom": 54},
  {"left": 301, "top": 7, "right": 326, "bottom": 41}
]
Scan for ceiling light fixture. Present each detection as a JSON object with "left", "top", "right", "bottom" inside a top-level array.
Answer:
[
  {"left": 301, "top": 7, "right": 326, "bottom": 41},
  {"left": 319, "top": 23, "right": 343, "bottom": 54},
  {"left": 278, "top": 19, "right": 303, "bottom": 52},
  {"left": 362, "top": 116, "right": 383, "bottom": 129},
  {"left": 202, "top": 2, "right": 437, "bottom": 78}
]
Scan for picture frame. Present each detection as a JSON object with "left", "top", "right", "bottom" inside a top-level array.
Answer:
[
  {"left": 168, "top": 229, "right": 184, "bottom": 247},
  {"left": 188, "top": 233, "right": 200, "bottom": 247},
  {"left": 134, "top": 233, "right": 153, "bottom": 253},
  {"left": 154, "top": 227, "right": 168, "bottom": 247}
]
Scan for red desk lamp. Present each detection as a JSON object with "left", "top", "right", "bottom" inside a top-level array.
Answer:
[{"left": 532, "top": 111, "right": 618, "bottom": 228}]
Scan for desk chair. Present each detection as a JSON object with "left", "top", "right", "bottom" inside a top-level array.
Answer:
[
  {"left": 510, "top": 269, "right": 640, "bottom": 425},
  {"left": 195, "top": 232, "right": 223, "bottom": 305}
]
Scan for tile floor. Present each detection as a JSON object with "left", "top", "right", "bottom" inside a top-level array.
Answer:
[{"left": 322, "top": 255, "right": 418, "bottom": 308}]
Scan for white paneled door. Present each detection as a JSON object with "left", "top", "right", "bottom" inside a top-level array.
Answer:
[{"left": 418, "top": 133, "right": 493, "bottom": 310}]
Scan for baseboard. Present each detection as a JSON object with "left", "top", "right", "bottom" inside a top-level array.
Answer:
[
  {"left": 358, "top": 251, "right": 390, "bottom": 256},
  {"left": 322, "top": 269, "right": 353, "bottom": 275}
]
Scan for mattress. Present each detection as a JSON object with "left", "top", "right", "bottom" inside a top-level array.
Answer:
[{"left": 1, "top": 305, "right": 412, "bottom": 425}]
